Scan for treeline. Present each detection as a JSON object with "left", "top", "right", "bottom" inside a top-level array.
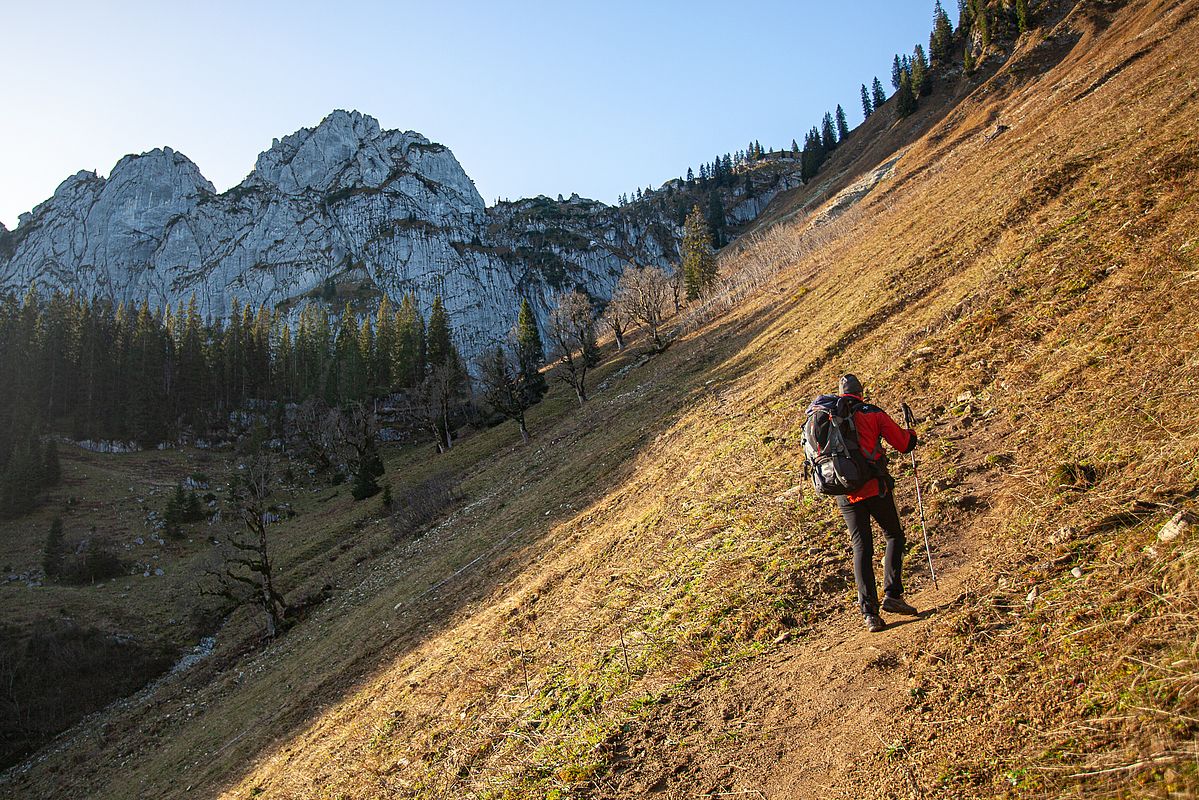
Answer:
[
  {"left": 0, "top": 281, "right": 637, "bottom": 514},
  {"left": 622, "top": 0, "right": 1034, "bottom": 218},
  {"left": 0, "top": 288, "right": 469, "bottom": 448}
]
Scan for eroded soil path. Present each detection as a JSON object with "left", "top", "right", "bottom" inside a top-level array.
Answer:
[
  {"left": 597, "top": 554, "right": 978, "bottom": 800},
  {"left": 594, "top": 412, "right": 996, "bottom": 800}
]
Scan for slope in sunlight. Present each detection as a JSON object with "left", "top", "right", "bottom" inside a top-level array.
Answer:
[{"left": 3, "top": 1, "right": 1197, "bottom": 799}]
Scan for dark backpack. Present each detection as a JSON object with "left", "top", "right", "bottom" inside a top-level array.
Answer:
[{"left": 801, "top": 395, "right": 873, "bottom": 495}]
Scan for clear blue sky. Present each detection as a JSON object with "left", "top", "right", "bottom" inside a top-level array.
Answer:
[{"left": 0, "top": 0, "right": 935, "bottom": 228}]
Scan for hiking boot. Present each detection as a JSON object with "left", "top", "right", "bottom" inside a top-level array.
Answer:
[
  {"left": 882, "top": 595, "right": 919, "bottom": 616},
  {"left": 864, "top": 614, "right": 886, "bottom": 633}
]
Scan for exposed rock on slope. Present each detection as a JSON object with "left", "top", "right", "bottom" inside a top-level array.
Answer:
[{"left": 0, "top": 110, "right": 797, "bottom": 356}]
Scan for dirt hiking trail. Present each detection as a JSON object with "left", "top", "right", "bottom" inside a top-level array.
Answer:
[{"left": 598, "top": 434, "right": 994, "bottom": 800}]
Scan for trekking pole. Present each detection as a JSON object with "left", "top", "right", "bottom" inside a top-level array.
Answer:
[{"left": 902, "top": 403, "right": 938, "bottom": 590}]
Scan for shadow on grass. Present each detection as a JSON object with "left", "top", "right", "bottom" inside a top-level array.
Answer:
[{"left": 9, "top": 295, "right": 801, "bottom": 800}]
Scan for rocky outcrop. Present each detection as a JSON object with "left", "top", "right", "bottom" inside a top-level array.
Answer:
[{"left": 0, "top": 110, "right": 800, "bottom": 357}]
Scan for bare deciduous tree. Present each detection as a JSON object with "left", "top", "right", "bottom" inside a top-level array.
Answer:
[
  {"left": 669, "top": 267, "right": 684, "bottom": 313},
  {"left": 418, "top": 361, "right": 465, "bottom": 452},
  {"left": 616, "top": 262, "right": 672, "bottom": 351},
  {"left": 602, "top": 288, "right": 628, "bottom": 351},
  {"left": 201, "top": 453, "right": 287, "bottom": 638},
  {"left": 548, "top": 290, "right": 601, "bottom": 406}
]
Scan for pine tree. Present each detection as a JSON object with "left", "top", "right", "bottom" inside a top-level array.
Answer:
[
  {"left": 835, "top": 105, "right": 850, "bottom": 141},
  {"left": 821, "top": 112, "right": 838, "bottom": 151},
  {"left": 43, "top": 517, "right": 64, "bottom": 578},
  {"left": 872, "top": 77, "right": 887, "bottom": 108},
  {"left": 975, "top": 0, "right": 991, "bottom": 47},
  {"left": 351, "top": 462, "right": 382, "bottom": 500},
  {"left": 912, "top": 44, "right": 931, "bottom": 96},
  {"left": 931, "top": 0, "right": 956, "bottom": 63},
  {"left": 896, "top": 70, "right": 918, "bottom": 118},
  {"left": 394, "top": 293, "right": 426, "bottom": 389},
  {"left": 1016, "top": 0, "right": 1030, "bottom": 33},
  {"left": 801, "top": 128, "right": 825, "bottom": 183},
  {"left": 892, "top": 54, "right": 903, "bottom": 89},
  {"left": 514, "top": 297, "right": 547, "bottom": 402},
  {"left": 479, "top": 346, "right": 534, "bottom": 443},
  {"left": 682, "top": 205, "right": 716, "bottom": 301},
  {"left": 426, "top": 296, "right": 455, "bottom": 372},
  {"left": 1, "top": 439, "right": 39, "bottom": 518},
  {"left": 791, "top": 138, "right": 800, "bottom": 155},
  {"left": 373, "top": 295, "right": 395, "bottom": 392},
  {"left": 334, "top": 303, "right": 366, "bottom": 404},
  {"left": 861, "top": 83, "right": 873, "bottom": 118},
  {"left": 685, "top": 167, "right": 694, "bottom": 183},
  {"left": 706, "top": 192, "right": 725, "bottom": 248}
]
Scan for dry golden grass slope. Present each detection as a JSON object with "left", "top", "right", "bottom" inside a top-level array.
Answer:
[{"left": 4, "top": 0, "right": 1199, "bottom": 797}]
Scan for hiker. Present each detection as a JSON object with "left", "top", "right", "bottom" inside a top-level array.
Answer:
[{"left": 803, "top": 374, "right": 920, "bottom": 633}]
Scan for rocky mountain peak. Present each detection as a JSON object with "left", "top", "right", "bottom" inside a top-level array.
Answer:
[
  {"left": 0, "top": 109, "right": 797, "bottom": 360},
  {"left": 245, "top": 110, "right": 483, "bottom": 209}
]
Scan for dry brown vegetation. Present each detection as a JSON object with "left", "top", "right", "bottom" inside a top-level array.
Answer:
[{"left": 3, "top": 1, "right": 1199, "bottom": 798}]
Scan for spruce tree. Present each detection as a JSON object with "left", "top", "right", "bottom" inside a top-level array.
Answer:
[
  {"left": 912, "top": 44, "right": 931, "bottom": 96},
  {"left": 1016, "top": 0, "right": 1030, "bottom": 33},
  {"left": 706, "top": 192, "right": 725, "bottom": 248},
  {"left": 394, "top": 293, "right": 426, "bottom": 389},
  {"left": 835, "top": 105, "right": 850, "bottom": 141},
  {"left": 479, "top": 346, "right": 534, "bottom": 443},
  {"left": 821, "top": 113, "right": 837, "bottom": 151},
  {"left": 514, "top": 298, "right": 547, "bottom": 402},
  {"left": 861, "top": 84, "right": 873, "bottom": 118},
  {"left": 872, "top": 77, "right": 887, "bottom": 108},
  {"left": 351, "top": 461, "right": 381, "bottom": 500},
  {"left": 791, "top": 138, "right": 800, "bottom": 155},
  {"left": 373, "top": 296, "right": 396, "bottom": 392},
  {"left": 932, "top": 0, "right": 956, "bottom": 63},
  {"left": 334, "top": 303, "right": 366, "bottom": 404},
  {"left": 896, "top": 70, "right": 918, "bottom": 118},
  {"left": 976, "top": 0, "right": 991, "bottom": 47},
  {"left": 43, "top": 517, "right": 64, "bottom": 578},
  {"left": 892, "top": 54, "right": 903, "bottom": 89},
  {"left": 426, "top": 296, "right": 456, "bottom": 373},
  {"left": 682, "top": 205, "right": 716, "bottom": 301},
  {"left": 357, "top": 315, "right": 375, "bottom": 393}
]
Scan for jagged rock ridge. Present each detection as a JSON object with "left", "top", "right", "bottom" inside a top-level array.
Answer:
[{"left": 0, "top": 110, "right": 798, "bottom": 355}]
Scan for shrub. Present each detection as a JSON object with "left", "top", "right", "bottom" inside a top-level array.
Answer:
[
  {"left": 391, "top": 474, "right": 459, "bottom": 540},
  {"left": 59, "top": 540, "right": 128, "bottom": 585},
  {"left": 0, "top": 620, "right": 175, "bottom": 769}
]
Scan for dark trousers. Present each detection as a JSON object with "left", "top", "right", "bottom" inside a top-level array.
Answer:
[{"left": 838, "top": 492, "right": 905, "bottom": 616}]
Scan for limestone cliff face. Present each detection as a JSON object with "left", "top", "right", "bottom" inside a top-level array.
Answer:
[{"left": 0, "top": 110, "right": 798, "bottom": 356}]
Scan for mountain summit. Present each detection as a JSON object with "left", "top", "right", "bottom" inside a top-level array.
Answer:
[{"left": 0, "top": 110, "right": 792, "bottom": 355}]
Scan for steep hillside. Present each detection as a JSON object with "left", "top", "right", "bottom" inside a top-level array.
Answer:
[{"left": 3, "top": 0, "right": 1197, "bottom": 798}]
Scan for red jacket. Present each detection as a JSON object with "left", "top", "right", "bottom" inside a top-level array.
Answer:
[{"left": 840, "top": 393, "right": 917, "bottom": 503}]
